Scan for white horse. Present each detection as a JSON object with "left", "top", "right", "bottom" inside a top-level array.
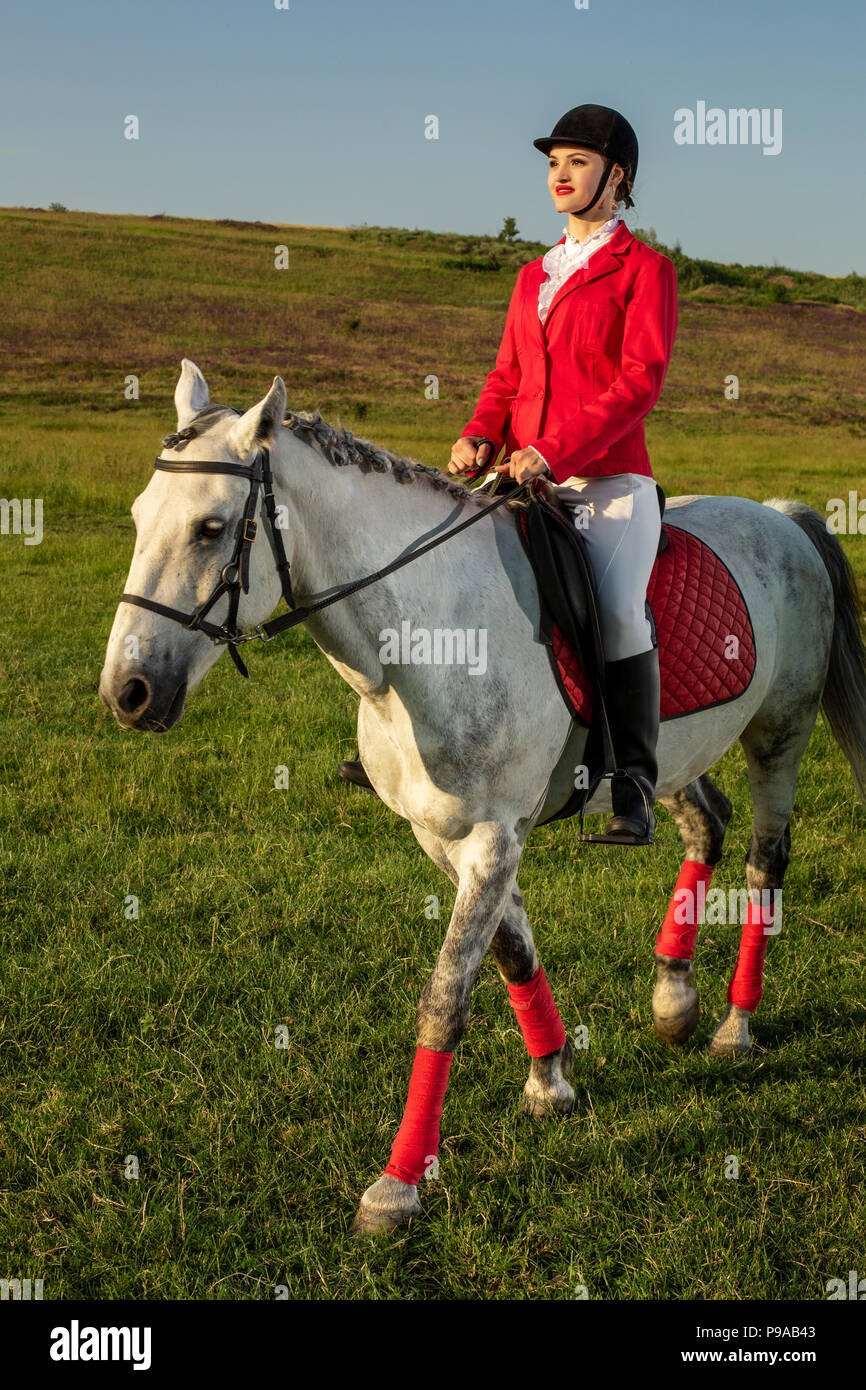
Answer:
[{"left": 100, "top": 361, "right": 866, "bottom": 1234}]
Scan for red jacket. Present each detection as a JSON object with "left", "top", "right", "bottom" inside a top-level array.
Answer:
[{"left": 460, "top": 221, "right": 678, "bottom": 483}]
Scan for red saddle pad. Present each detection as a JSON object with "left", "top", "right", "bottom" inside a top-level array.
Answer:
[{"left": 518, "top": 516, "right": 757, "bottom": 724}]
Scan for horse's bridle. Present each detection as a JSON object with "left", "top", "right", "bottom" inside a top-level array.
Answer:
[
  {"left": 119, "top": 436, "right": 530, "bottom": 678},
  {"left": 121, "top": 447, "right": 295, "bottom": 678}
]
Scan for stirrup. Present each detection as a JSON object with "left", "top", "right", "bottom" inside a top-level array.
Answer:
[{"left": 577, "top": 770, "right": 655, "bottom": 845}]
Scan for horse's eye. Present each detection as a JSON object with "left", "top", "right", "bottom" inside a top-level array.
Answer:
[{"left": 199, "top": 519, "right": 225, "bottom": 539}]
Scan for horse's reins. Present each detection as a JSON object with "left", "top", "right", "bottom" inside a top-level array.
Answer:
[{"left": 120, "top": 443, "right": 529, "bottom": 678}]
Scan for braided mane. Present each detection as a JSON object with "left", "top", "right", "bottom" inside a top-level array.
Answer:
[
  {"left": 282, "top": 409, "right": 487, "bottom": 506},
  {"left": 161, "top": 403, "right": 489, "bottom": 508}
]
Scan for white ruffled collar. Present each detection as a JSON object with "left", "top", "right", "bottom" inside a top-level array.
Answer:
[{"left": 560, "top": 209, "right": 625, "bottom": 254}]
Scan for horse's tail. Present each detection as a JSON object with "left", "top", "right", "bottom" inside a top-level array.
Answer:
[{"left": 763, "top": 497, "right": 866, "bottom": 801}]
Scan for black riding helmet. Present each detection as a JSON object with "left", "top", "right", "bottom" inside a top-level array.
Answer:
[{"left": 533, "top": 104, "right": 638, "bottom": 215}]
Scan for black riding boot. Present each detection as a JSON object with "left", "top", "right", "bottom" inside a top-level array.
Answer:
[
  {"left": 595, "top": 647, "right": 660, "bottom": 845},
  {"left": 337, "top": 758, "right": 380, "bottom": 798}
]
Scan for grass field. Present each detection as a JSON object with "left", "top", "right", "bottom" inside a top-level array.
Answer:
[{"left": 1, "top": 207, "right": 865, "bottom": 1299}]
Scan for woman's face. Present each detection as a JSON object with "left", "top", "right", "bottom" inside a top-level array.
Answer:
[{"left": 546, "top": 144, "right": 619, "bottom": 213}]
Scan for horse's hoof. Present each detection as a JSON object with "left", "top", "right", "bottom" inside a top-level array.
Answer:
[
  {"left": 520, "top": 1090, "right": 574, "bottom": 1118},
  {"left": 521, "top": 1039, "right": 575, "bottom": 1117},
  {"left": 559, "top": 1036, "right": 575, "bottom": 1082},
  {"left": 707, "top": 1035, "right": 751, "bottom": 1058},
  {"left": 352, "top": 1174, "right": 421, "bottom": 1236},
  {"left": 707, "top": 1002, "right": 752, "bottom": 1057},
  {"left": 653, "top": 956, "right": 699, "bottom": 1045},
  {"left": 351, "top": 1206, "right": 414, "bottom": 1236}
]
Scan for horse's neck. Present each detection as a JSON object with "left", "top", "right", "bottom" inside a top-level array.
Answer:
[{"left": 274, "top": 446, "right": 484, "bottom": 698}]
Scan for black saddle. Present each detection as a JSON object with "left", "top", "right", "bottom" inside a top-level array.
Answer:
[
  {"left": 501, "top": 475, "right": 666, "bottom": 675},
  {"left": 476, "top": 471, "right": 667, "bottom": 827}
]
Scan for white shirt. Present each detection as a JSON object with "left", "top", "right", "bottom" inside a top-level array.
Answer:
[
  {"left": 530, "top": 211, "right": 626, "bottom": 473},
  {"left": 537, "top": 210, "right": 626, "bottom": 324}
]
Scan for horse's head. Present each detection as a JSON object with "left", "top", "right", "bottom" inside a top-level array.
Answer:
[{"left": 100, "top": 360, "right": 288, "bottom": 731}]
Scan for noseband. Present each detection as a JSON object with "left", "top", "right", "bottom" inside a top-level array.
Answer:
[
  {"left": 119, "top": 436, "right": 530, "bottom": 678},
  {"left": 120, "top": 447, "right": 295, "bottom": 677}
]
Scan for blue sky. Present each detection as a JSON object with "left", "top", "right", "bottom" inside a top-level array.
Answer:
[{"left": 1, "top": 0, "right": 863, "bottom": 274}]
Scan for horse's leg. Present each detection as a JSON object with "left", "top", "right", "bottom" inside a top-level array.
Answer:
[
  {"left": 489, "top": 890, "right": 574, "bottom": 1116},
  {"left": 708, "top": 698, "right": 817, "bottom": 1057},
  {"left": 653, "top": 776, "right": 732, "bottom": 1044},
  {"left": 353, "top": 821, "right": 522, "bottom": 1235},
  {"left": 391, "top": 828, "right": 573, "bottom": 1116}
]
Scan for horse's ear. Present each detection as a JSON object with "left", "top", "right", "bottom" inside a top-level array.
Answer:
[
  {"left": 175, "top": 359, "right": 210, "bottom": 429},
  {"left": 227, "top": 377, "right": 287, "bottom": 458}
]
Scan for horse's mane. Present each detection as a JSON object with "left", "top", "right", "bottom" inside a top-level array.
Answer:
[
  {"left": 283, "top": 409, "right": 489, "bottom": 508},
  {"left": 161, "top": 402, "right": 491, "bottom": 509}
]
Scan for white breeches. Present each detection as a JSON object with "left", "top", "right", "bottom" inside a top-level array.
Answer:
[{"left": 551, "top": 471, "right": 661, "bottom": 662}]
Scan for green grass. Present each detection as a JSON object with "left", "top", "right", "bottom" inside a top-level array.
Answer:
[{"left": 1, "top": 208, "right": 865, "bottom": 1299}]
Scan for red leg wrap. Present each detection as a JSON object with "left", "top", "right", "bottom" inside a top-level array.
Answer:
[
  {"left": 384, "top": 1046, "right": 453, "bottom": 1186},
  {"left": 655, "top": 859, "right": 715, "bottom": 959},
  {"left": 728, "top": 895, "right": 776, "bottom": 1011},
  {"left": 506, "top": 964, "right": 567, "bottom": 1058}
]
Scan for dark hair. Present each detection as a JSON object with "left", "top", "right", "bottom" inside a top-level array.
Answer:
[{"left": 612, "top": 162, "right": 635, "bottom": 209}]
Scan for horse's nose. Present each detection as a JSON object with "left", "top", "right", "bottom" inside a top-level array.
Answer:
[{"left": 116, "top": 676, "right": 151, "bottom": 716}]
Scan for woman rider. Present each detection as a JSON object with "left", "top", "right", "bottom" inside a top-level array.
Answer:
[{"left": 339, "top": 104, "right": 678, "bottom": 847}]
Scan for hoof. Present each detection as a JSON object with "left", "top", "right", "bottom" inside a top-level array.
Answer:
[
  {"left": 520, "top": 1090, "right": 575, "bottom": 1118},
  {"left": 521, "top": 1038, "right": 575, "bottom": 1117},
  {"left": 352, "top": 1173, "right": 421, "bottom": 1236},
  {"left": 653, "top": 956, "right": 699, "bottom": 1045},
  {"left": 707, "top": 1002, "right": 752, "bottom": 1057}
]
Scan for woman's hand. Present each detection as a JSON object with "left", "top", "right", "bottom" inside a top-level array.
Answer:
[
  {"left": 498, "top": 447, "right": 551, "bottom": 484},
  {"left": 448, "top": 437, "right": 494, "bottom": 475}
]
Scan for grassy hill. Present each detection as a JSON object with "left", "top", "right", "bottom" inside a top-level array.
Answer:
[
  {"left": 1, "top": 206, "right": 865, "bottom": 1298},
  {"left": 1, "top": 204, "right": 864, "bottom": 522},
  {"left": 350, "top": 217, "right": 866, "bottom": 307}
]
